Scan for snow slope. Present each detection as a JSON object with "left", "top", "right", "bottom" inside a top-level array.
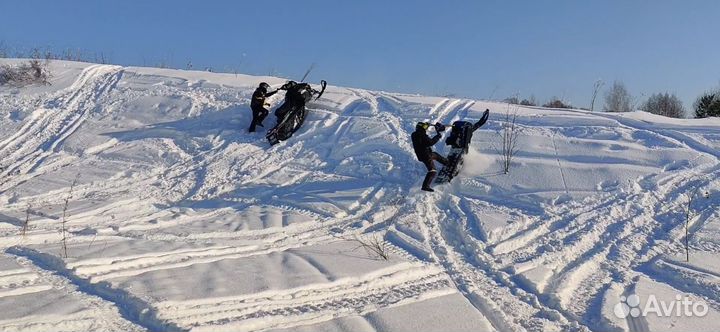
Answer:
[{"left": 0, "top": 60, "right": 719, "bottom": 332}]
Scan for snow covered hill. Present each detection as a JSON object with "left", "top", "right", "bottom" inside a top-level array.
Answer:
[{"left": 0, "top": 60, "right": 719, "bottom": 332}]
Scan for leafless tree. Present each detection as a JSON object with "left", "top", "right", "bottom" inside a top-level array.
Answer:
[
  {"left": 603, "top": 81, "right": 633, "bottom": 112},
  {"left": 643, "top": 92, "right": 685, "bottom": 118},
  {"left": 499, "top": 104, "right": 521, "bottom": 174},
  {"left": 590, "top": 79, "right": 604, "bottom": 112},
  {"left": 0, "top": 41, "right": 8, "bottom": 58},
  {"left": 355, "top": 234, "right": 390, "bottom": 260},
  {"left": 60, "top": 174, "right": 80, "bottom": 258},
  {"left": 347, "top": 232, "right": 390, "bottom": 260},
  {"left": 21, "top": 205, "right": 31, "bottom": 237},
  {"left": 487, "top": 85, "right": 500, "bottom": 101}
]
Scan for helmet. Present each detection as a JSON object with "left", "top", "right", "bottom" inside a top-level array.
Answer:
[
  {"left": 283, "top": 81, "right": 297, "bottom": 90},
  {"left": 259, "top": 82, "right": 270, "bottom": 91},
  {"left": 416, "top": 122, "right": 430, "bottom": 131}
]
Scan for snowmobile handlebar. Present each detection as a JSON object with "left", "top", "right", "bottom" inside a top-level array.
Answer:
[
  {"left": 431, "top": 109, "right": 490, "bottom": 130},
  {"left": 278, "top": 80, "right": 327, "bottom": 101}
]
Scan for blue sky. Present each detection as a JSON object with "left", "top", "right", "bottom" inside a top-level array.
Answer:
[{"left": 1, "top": 0, "right": 718, "bottom": 110}]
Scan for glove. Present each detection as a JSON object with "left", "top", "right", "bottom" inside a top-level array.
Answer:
[{"left": 435, "top": 122, "right": 446, "bottom": 132}]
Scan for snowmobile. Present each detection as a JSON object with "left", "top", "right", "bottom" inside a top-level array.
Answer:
[
  {"left": 266, "top": 80, "right": 327, "bottom": 145},
  {"left": 435, "top": 109, "right": 490, "bottom": 183}
]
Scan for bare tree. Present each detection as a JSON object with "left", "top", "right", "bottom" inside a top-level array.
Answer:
[
  {"left": 499, "top": 104, "right": 521, "bottom": 174},
  {"left": 603, "top": 81, "right": 633, "bottom": 112},
  {"left": 487, "top": 85, "right": 500, "bottom": 101},
  {"left": 590, "top": 79, "right": 604, "bottom": 112},
  {"left": 21, "top": 205, "right": 31, "bottom": 237},
  {"left": 643, "top": 92, "right": 685, "bottom": 118},
  {"left": 0, "top": 40, "right": 8, "bottom": 58},
  {"left": 351, "top": 232, "right": 390, "bottom": 260},
  {"left": 60, "top": 174, "right": 80, "bottom": 258}
]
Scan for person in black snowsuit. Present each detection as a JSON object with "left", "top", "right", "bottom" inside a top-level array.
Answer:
[
  {"left": 411, "top": 122, "right": 448, "bottom": 192},
  {"left": 249, "top": 82, "right": 278, "bottom": 132}
]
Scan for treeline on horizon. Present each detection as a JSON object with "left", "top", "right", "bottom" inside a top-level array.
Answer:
[{"left": 2, "top": 44, "right": 719, "bottom": 119}]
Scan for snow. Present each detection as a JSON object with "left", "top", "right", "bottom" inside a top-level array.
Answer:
[{"left": 0, "top": 59, "right": 719, "bottom": 332}]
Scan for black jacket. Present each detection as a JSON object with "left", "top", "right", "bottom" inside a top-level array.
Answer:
[
  {"left": 411, "top": 130, "right": 441, "bottom": 161},
  {"left": 251, "top": 88, "right": 277, "bottom": 110}
]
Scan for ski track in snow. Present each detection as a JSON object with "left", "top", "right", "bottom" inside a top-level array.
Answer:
[{"left": 1, "top": 60, "right": 719, "bottom": 331}]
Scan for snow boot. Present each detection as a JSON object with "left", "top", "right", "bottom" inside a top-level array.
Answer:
[{"left": 422, "top": 171, "right": 436, "bottom": 192}]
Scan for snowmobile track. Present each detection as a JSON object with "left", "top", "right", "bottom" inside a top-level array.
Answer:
[
  {"left": 153, "top": 263, "right": 453, "bottom": 331},
  {"left": 0, "top": 64, "right": 123, "bottom": 193}
]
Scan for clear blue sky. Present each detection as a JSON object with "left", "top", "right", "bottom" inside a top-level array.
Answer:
[{"left": 1, "top": 0, "right": 718, "bottom": 110}]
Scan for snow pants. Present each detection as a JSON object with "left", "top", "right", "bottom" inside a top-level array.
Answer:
[
  {"left": 420, "top": 152, "right": 448, "bottom": 189},
  {"left": 249, "top": 106, "right": 269, "bottom": 132}
]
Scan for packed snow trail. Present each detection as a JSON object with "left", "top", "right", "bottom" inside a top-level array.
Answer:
[
  {"left": 0, "top": 64, "right": 122, "bottom": 193},
  {"left": 1, "top": 60, "right": 719, "bottom": 331}
]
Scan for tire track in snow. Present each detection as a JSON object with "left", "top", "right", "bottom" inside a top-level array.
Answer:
[
  {"left": 563, "top": 109, "right": 720, "bottom": 162},
  {"left": 153, "top": 263, "right": 453, "bottom": 332},
  {"left": 63, "top": 184, "right": 398, "bottom": 283},
  {"left": 501, "top": 166, "right": 720, "bottom": 327},
  {"left": 0, "top": 64, "right": 123, "bottom": 193},
  {"left": 2, "top": 249, "right": 148, "bottom": 332},
  {"left": 0, "top": 265, "right": 51, "bottom": 298},
  {"left": 412, "top": 194, "right": 571, "bottom": 332}
]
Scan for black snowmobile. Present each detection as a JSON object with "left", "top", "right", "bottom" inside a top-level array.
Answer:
[
  {"left": 435, "top": 109, "right": 490, "bottom": 183},
  {"left": 266, "top": 80, "right": 327, "bottom": 145}
]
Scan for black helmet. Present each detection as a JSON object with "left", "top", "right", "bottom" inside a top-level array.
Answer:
[
  {"left": 282, "top": 81, "right": 297, "bottom": 90},
  {"left": 259, "top": 82, "right": 270, "bottom": 91},
  {"left": 416, "top": 122, "right": 430, "bottom": 131}
]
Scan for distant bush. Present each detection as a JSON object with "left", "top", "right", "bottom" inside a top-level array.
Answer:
[
  {"left": 604, "top": 81, "right": 632, "bottom": 112},
  {"left": 519, "top": 96, "right": 537, "bottom": 106},
  {"left": 642, "top": 92, "right": 685, "bottom": 118},
  {"left": 543, "top": 97, "right": 572, "bottom": 109},
  {"left": 0, "top": 59, "right": 51, "bottom": 87},
  {"left": 503, "top": 96, "right": 520, "bottom": 104},
  {"left": 694, "top": 90, "right": 720, "bottom": 118},
  {"left": 504, "top": 95, "right": 537, "bottom": 107}
]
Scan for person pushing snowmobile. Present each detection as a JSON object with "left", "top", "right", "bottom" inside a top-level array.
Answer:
[
  {"left": 266, "top": 79, "right": 326, "bottom": 145},
  {"left": 249, "top": 82, "right": 278, "bottom": 132},
  {"left": 412, "top": 109, "right": 491, "bottom": 191},
  {"left": 411, "top": 121, "right": 449, "bottom": 192}
]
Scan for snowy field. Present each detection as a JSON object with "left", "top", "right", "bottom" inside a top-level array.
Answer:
[{"left": 0, "top": 59, "right": 719, "bottom": 332}]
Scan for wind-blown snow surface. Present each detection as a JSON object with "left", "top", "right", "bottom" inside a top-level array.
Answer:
[{"left": 0, "top": 60, "right": 719, "bottom": 332}]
